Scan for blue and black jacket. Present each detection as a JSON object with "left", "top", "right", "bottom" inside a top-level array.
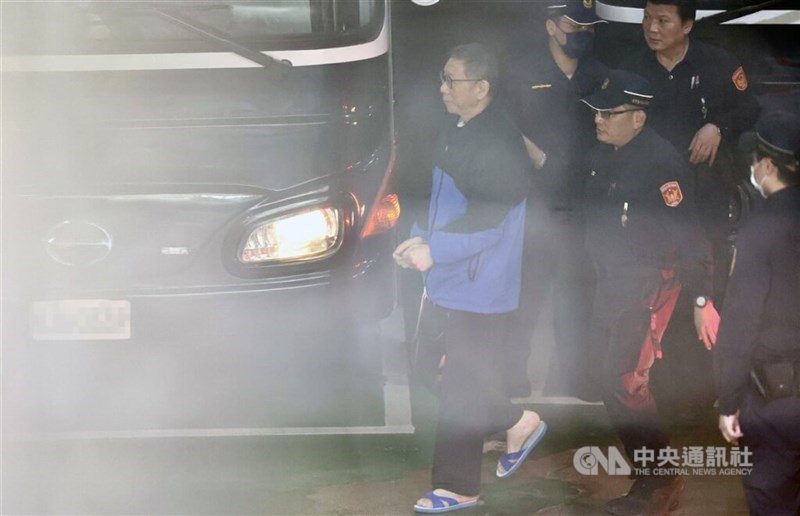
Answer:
[{"left": 411, "top": 101, "right": 531, "bottom": 314}]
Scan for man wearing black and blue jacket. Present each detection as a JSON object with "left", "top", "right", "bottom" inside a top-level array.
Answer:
[{"left": 394, "top": 43, "right": 547, "bottom": 514}]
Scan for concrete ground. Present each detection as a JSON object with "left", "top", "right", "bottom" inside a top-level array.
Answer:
[
  {"left": 4, "top": 398, "right": 751, "bottom": 515},
  {"left": 299, "top": 405, "right": 750, "bottom": 515}
]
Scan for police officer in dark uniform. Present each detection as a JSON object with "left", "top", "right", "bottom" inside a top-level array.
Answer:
[
  {"left": 501, "top": 0, "right": 608, "bottom": 398},
  {"left": 581, "top": 70, "right": 719, "bottom": 515},
  {"left": 715, "top": 111, "right": 800, "bottom": 516},
  {"left": 622, "top": 0, "right": 760, "bottom": 422}
]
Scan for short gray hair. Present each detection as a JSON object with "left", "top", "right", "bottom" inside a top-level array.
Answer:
[{"left": 449, "top": 43, "right": 499, "bottom": 96}]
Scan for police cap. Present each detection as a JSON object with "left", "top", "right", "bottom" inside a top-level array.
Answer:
[
  {"left": 739, "top": 111, "right": 800, "bottom": 172},
  {"left": 581, "top": 69, "right": 653, "bottom": 111},
  {"left": 546, "top": 0, "right": 606, "bottom": 26}
]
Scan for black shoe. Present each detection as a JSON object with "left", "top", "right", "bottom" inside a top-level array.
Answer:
[{"left": 605, "top": 476, "right": 684, "bottom": 515}]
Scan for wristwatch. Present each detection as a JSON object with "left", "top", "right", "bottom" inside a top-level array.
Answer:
[{"left": 695, "top": 295, "right": 710, "bottom": 308}]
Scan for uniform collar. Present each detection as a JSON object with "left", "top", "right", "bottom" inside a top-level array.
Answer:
[
  {"left": 642, "top": 37, "right": 696, "bottom": 72},
  {"left": 612, "top": 125, "right": 654, "bottom": 157},
  {"left": 522, "top": 45, "right": 571, "bottom": 83},
  {"left": 681, "top": 38, "right": 700, "bottom": 66},
  {"left": 766, "top": 183, "right": 800, "bottom": 204}
]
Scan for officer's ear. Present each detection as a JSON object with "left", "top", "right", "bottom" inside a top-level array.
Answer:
[
  {"left": 681, "top": 19, "right": 693, "bottom": 36},
  {"left": 545, "top": 17, "right": 558, "bottom": 37},
  {"left": 633, "top": 109, "right": 647, "bottom": 129},
  {"left": 763, "top": 157, "right": 779, "bottom": 178}
]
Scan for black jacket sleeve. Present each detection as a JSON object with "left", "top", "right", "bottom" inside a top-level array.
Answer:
[
  {"left": 648, "top": 143, "right": 714, "bottom": 299},
  {"left": 713, "top": 221, "right": 771, "bottom": 414},
  {"left": 702, "top": 44, "right": 760, "bottom": 141}
]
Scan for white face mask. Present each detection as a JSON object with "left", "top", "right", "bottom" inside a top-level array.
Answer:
[{"left": 750, "top": 163, "right": 767, "bottom": 199}]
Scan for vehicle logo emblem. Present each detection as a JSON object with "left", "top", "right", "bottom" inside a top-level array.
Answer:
[{"left": 44, "top": 220, "right": 112, "bottom": 266}]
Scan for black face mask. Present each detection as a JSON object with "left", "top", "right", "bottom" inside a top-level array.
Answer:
[{"left": 561, "top": 30, "right": 595, "bottom": 59}]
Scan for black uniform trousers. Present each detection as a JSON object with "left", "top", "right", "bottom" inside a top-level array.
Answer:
[
  {"left": 652, "top": 288, "right": 717, "bottom": 418},
  {"left": 740, "top": 389, "right": 800, "bottom": 516},
  {"left": 588, "top": 273, "right": 676, "bottom": 465},
  {"left": 414, "top": 302, "right": 523, "bottom": 496}
]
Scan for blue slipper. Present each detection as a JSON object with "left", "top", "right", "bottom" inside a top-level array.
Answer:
[
  {"left": 496, "top": 420, "right": 548, "bottom": 478},
  {"left": 413, "top": 491, "right": 479, "bottom": 513}
]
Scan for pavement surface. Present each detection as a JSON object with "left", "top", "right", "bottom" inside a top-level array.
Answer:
[{"left": 4, "top": 401, "right": 750, "bottom": 514}]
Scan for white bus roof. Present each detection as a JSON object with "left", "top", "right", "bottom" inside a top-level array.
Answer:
[{"left": 597, "top": 1, "right": 800, "bottom": 25}]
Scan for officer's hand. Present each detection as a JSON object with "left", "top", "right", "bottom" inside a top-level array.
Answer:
[
  {"left": 402, "top": 243, "right": 434, "bottom": 272},
  {"left": 718, "top": 412, "right": 743, "bottom": 444},
  {"left": 688, "top": 123, "right": 722, "bottom": 166},
  {"left": 522, "top": 135, "right": 547, "bottom": 170},
  {"left": 694, "top": 302, "right": 720, "bottom": 350},
  {"left": 393, "top": 237, "right": 424, "bottom": 268}
]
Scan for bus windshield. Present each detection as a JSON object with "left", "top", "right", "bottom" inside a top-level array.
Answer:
[{"left": 2, "top": 1, "right": 383, "bottom": 56}]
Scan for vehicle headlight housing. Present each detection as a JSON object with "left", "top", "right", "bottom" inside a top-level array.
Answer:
[{"left": 239, "top": 206, "right": 341, "bottom": 264}]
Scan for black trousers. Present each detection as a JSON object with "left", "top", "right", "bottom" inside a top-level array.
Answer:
[
  {"left": 415, "top": 302, "right": 523, "bottom": 496},
  {"left": 504, "top": 206, "right": 595, "bottom": 398},
  {"left": 651, "top": 288, "right": 716, "bottom": 418},
  {"left": 587, "top": 269, "right": 680, "bottom": 466},
  {"left": 589, "top": 305, "right": 670, "bottom": 464},
  {"left": 740, "top": 389, "right": 800, "bottom": 516},
  {"left": 653, "top": 243, "right": 731, "bottom": 419}
]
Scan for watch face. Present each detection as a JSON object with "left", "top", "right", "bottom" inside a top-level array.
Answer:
[{"left": 696, "top": 296, "right": 707, "bottom": 308}]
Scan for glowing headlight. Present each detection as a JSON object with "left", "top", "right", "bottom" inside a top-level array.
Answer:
[{"left": 239, "top": 207, "right": 340, "bottom": 264}]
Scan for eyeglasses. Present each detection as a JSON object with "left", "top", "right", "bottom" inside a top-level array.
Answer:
[
  {"left": 592, "top": 108, "right": 641, "bottom": 120},
  {"left": 440, "top": 70, "right": 484, "bottom": 89}
]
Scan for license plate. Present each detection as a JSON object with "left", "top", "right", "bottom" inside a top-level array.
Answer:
[{"left": 30, "top": 299, "right": 131, "bottom": 340}]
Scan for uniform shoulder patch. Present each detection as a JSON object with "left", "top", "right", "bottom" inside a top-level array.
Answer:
[
  {"left": 732, "top": 66, "right": 748, "bottom": 91},
  {"left": 660, "top": 181, "right": 683, "bottom": 207}
]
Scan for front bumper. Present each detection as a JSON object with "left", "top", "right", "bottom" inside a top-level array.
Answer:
[{"left": 2, "top": 236, "right": 397, "bottom": 435}]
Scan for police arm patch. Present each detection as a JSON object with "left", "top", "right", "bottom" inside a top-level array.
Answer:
[
  {"left": 660, "top": 181, "right": 683, "bottom": 207},
  {"left": 732, "top": 66, "right": 748, "bottom": 91}
]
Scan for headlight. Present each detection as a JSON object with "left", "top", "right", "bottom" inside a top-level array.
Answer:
[{"left": 239, "top": 207, "right": 341, "bottom": 264}]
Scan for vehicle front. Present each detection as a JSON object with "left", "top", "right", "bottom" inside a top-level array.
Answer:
[{"left": 1, "top": 0, "right": 399, "bottom": 434}]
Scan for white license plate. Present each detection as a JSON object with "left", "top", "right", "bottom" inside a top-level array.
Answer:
[{"left": 30, "top": 299, "right": 131, "bottom": 341}]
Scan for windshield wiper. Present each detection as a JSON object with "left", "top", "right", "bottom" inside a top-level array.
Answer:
[{"left": 151, "top": 6, "right": 292, "bottom": 70}]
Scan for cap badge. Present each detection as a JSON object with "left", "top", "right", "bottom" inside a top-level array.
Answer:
[
  {"left": 660, "top": 181, "right": 683, "bottom": 207},
  {"left": 584, "top": 0, "right": 593, "bottom": 8}
]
